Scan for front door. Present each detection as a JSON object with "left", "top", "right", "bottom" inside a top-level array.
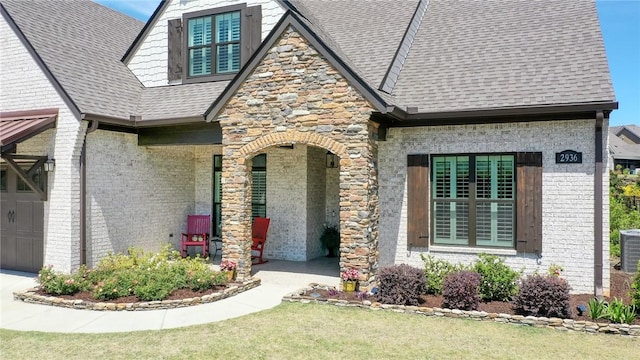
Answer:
[{"left": 1, "top": 165, "right": 44, "bottom": 272}]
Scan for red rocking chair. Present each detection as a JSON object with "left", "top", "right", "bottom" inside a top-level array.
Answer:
[
  {"left": 180, "top": 215, "right": 211, "bottom": 258},
  {"left": 251, "top": 217, "right": 270, "bottom": 265}
]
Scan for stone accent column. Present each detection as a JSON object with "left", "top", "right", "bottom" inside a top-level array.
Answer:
[{"left": 220, "top": 155, "right": 253, "bottom": 280}]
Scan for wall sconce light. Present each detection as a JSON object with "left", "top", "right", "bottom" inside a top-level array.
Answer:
[
  {"left": 326, "top": 151, "right": 338, "bottom": 168},
  {"left": 44, "top": 158, "right": 55, "bottom": 172}
]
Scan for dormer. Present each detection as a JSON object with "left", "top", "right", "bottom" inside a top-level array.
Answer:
[{"left": 124, "top": 0, "right": 285, "bottom": 87}]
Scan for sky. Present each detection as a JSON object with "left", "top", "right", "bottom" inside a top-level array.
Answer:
[{"left": 95, "top": 0, "right": 640, "bottom": 126}]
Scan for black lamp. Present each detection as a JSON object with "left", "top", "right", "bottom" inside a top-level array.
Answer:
[{"left": 326, "top": 151, "right": 338, "bottom": 168}]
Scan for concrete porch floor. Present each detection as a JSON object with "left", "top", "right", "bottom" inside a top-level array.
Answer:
[{"left": 0, "top": 257, "right": 340, "bottom": 333}]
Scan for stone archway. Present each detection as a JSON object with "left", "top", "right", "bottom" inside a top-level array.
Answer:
[{"left": 221, "top": 130, "right": 378, "bottom": 288}]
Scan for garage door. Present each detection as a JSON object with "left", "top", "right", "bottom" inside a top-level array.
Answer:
[{"left": 1, "top": 165, "right": 44, "bottom": 273}]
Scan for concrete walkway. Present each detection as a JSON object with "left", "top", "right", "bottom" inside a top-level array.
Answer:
[{"left": 0, "top": 258, "right": 339, "bottom": 333}]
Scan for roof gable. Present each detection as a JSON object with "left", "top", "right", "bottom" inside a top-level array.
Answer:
[{"left": 205, "top": 10, "right": 390, "bottom": 121}]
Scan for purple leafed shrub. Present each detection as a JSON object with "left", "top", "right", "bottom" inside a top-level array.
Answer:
[
  {"left": 512, "top": 274, "right": 571, "bottom": 318},
  {"left": 442, "top": 271, "right": 481, "bottom": 311},
  {"left": 376, "top": 264, "right": 426, "bottom": 306}
]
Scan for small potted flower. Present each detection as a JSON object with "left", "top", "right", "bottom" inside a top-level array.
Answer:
[
  {"left": 341, "top": 268, "right": 360, "bottom": 292},
  {"left": 220, "top": 260, "right": 237, "bottom": 281}
]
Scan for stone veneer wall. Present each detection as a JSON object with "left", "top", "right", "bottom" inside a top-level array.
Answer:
[
  {"left": 217, "top": 27, "right": 379, "bottom": 285},
  {"left": 377, "top": 120, "right": 610, "bottom": 294}
]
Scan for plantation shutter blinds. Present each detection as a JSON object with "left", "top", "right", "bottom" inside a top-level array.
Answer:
[
  {"left": 251, "top": 154, "right": 267, "bottom": 220},
  {"left": 475, "top": 155, "right": 515, "bottom": 247},
  {"left": 167, "top": 19, "right": 183, "bottom": 81},
  {"left": 516, "top": 152, "right": 543, "bottom": 254},
  {"left": 407, "top": 154, "right": 430, "bottom": 248},
  {"left": 215, "top": 12, "right": 240, "bottom": 73},
  {"left": 188, "top": 16, "right": 212, "bottom": 76}
]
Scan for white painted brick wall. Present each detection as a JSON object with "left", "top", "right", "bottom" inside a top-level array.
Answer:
[
  {"left": 325, "top": 167, "right": 340, "bottom": 228},
  {"left": 1, "top": 16, "right": 85, "bottom": 273},
  {"left": 194, "top": 145, "right": 223, "bottom": 215},
  {"left": 263, "top": 145, "right": 307, "bottom": 260},
  {"left": 127, "top": 0, "right": 286, "bottom": 87},
  {"left": 85, "top": 131, "right": 199, "bottom": 265},
  {"left": 378, "top": 120, "right": 610, "bottom": 294},
  {"left": 306, "top": 146, "right": 326, "bottom": 259}
]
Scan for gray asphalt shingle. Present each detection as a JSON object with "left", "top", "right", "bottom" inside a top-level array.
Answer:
[
  {"left": 289, "top": 0, "right": 417, "bottom": 89},
  {"left": 391, "top": 0, "right": 616, "bottom": 112},
  {"left": 3, "top": 0, "right": 615, "bottom": 122},
  {"left": 137, "top": 82, "right": 230, "bottom": 121},
  {"left": 2, "top": 0, "right": 143, "bottom": 119}
]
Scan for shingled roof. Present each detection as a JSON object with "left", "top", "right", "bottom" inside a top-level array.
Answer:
[
  {"left": 1, "top": 0, "right": 143, "bottom": 120},
  {"left": 2, "top": 0, "right": 616, "bottom": 125},
  {"left": 392, "top": 0, "right": 616, "bottom": 113},
  {"left": 284, "top": 0, "right": 616, "bottom": 116}
]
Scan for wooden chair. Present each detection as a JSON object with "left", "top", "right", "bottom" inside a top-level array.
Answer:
[
  {"left": 180, "top": 215, "right": 210, "bottom": 258},
  {"left": 251, "top": 217, "right": 270, "bottom": 265}
]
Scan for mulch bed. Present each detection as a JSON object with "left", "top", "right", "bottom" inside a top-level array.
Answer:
[{"left": 306, "top": 268, "right": 639, "bottom": 325}]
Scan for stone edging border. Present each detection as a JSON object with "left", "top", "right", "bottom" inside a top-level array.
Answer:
[
  {"left": 282, "top": 284, "right": 640, "bottom": 337},
  {"left": 13, "top": 278, "right": 261, "bottom": 311}
]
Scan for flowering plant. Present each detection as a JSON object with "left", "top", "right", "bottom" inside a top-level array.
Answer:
[
  {"left": 548, "top": 263, "right": 564, "bottom": 277},
  {"left": 220, "top": 260, "right": 237, "bottom": 271},
  {"left": 341, "top": 268, "right": 360, "bottom": 281}
]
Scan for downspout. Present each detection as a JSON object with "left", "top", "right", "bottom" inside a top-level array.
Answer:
[
  {"left": 80, "top": 119, "right": 99, "bottom": 265},
  {"left": 594, "top": 111, "right": 604, "bottom": 298}
]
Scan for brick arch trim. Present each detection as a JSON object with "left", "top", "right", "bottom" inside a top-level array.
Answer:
[{"left": 237, "top": 130, "right": 348, "bottom": 159}]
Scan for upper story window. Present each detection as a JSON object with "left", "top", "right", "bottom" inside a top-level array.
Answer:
[
  {"left": 187, "top": 11, "right": 241, "bottom": 77},
  {"left": 171, "top": 4, "right": 262, "bottom": 84}
]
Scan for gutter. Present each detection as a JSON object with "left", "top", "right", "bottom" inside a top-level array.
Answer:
[
  {"left": 392, "top": 101, "right": 618, "bottom": 121},
  {"left": 80, "top": 119, "right": 99, "bottom": 265},
  {"left": 594, "top": 111, "right": 604, "bottom": 298}
]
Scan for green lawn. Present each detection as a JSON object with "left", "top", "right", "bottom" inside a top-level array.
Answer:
[{"left": 1, "top": 303, "right": 637, "bottom": 359}]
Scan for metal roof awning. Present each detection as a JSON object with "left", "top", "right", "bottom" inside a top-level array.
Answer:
[{"left": 0, "top": 108, "right": 58, "bottom": 152}]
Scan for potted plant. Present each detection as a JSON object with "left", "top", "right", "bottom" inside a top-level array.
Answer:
[
  {"left": 320, "top": 224, "right": 340, "bottom": 257},
  {"left": 220, "top": 260, "right": 237, "bottom": 281},
  {"left": 341, "top": 268, "right": 360, "bottom": 292}
]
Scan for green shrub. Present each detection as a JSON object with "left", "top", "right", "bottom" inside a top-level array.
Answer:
[
  {"left": 633, "top": 263, "right": 640, "bottom": 310},
  {"left": 610, "top": 192, "right": 640, "bottom": 258},
  {"left": 92, "top": 270, "right": 137, "bottom": 300},
  {"left": 37, "top": 265, "right": 90, "bottom": 295},
  {"left": 185, "top": 261, "right": 227, "bottom": 291},
  {"left": 606, "top": 298, "right": 636, "bottom": 324},
  {"left": 442, "top": 271, "right": 480, "bottom": 311},
  {"left": 512, "top": 274, "right": 571, "bottom": 318},
  {"left": 376, "top": 264, "right": 426, "bottom": 306},
  {"left": 38, "top": 246, "right": 226, "bottom": 302},
  {"left": 587, "top": 298, "right": 609, "bottom": 320},
  {"left": 421, "top": 255, "right": 467, "bottom": 295},
  {"left": 473, "top": 254, "right": 520, "bottom": 301}
]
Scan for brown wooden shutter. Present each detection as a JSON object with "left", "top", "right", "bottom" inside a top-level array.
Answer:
[
  {"left": 167, "top": 18, "right": 182, "bottom": 81},
  {"left": 516, "top": 152, "right": 542, "bottom": 254},
  {"left": 241, "top": 5, "right": 262, "bottom": 66},
  {"left": 407, "top": 154, "right": 430, "bottom": 248}
]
